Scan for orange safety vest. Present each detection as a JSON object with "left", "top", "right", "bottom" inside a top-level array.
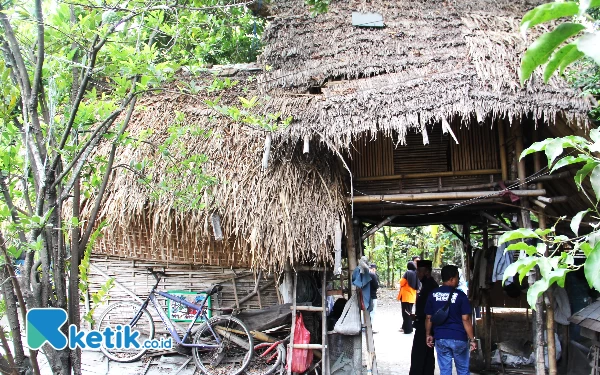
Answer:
[{"left": 397, "top": 277, "right": 417, "bottom": 304}]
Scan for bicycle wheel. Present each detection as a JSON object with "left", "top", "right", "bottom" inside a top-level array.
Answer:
[
  {"left": 96, "top": 302, "right": 155, "bottom": 362},
  {"left": 245, "top": 342, "right": 285, "bottom": 375},
  {"left": 192, "top": 315, "right": 253, "bottom": 375}
]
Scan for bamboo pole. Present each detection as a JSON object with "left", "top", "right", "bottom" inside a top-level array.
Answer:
[
  {"left": 535, "top": 128, "right": 558, "bottom": 375},
  {"left": 498, "top": 118, "right": 509, "bottom": 181},
  {"left": 515, "top": 119, "right": 544, "bottom": 375},
  {"left": 321, "top": 268, "right": 330, "bottom": 375},
  {"left": 287, "top": 272, "right": 297, "bottom": 375},
  {"left": 483, "top": 221, "right": 492, "bottom": 370},
  {"left": 348, "top": 189, "right": 546, "bottom": 203},
  {"left": 355, "top": 169, "right": 502, "bottom": 182}
]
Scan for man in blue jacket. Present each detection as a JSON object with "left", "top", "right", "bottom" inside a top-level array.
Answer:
[{"left": 425, "top": 265, "right": 477, "bottom": 375}]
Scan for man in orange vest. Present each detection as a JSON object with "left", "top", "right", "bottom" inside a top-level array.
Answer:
[{"left": 398, "top": 260, "right": 421, "bottom": 333}]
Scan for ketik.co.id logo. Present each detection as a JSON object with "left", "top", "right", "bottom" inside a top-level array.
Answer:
[{"left": 27, "top": 308, "right": 171, "bottom": 350}]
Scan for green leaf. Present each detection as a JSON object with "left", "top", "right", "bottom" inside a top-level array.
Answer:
[
  {"left": 577, "top": 32, "right": 600, "bottom": 65},
  {"left": 591, "top": 164, "right": 600, "bottom": 201},
  {"left": 574, "top": 161, "right": 599, "bottom": 188},
  {"left": 520, "top": 2, "right": 580, "bottom": 33},
  {"left": 557, "top": 45, "right": 585, "bottom": 75},
  {"left": 545, "top": 138, "right": 565, "bottom": 166},
  {"left": 535, "top": 228, "right": 553, "bottom": 237},
  {"left": 537, "top": 257, "right": 552, "bottom": 277},
  {"left": 581, "top": 242, "right": 593, "bottom": 257},
  {"left": 520, "top": 139, "right": 553, "bottom": 159},
  {"left": 527, "top": 278, "right": 550, "bottom": 309},
  {"left": 520, "top": 23, "right": 586, "bottom": 83},
  {"left": 551, "top": 156, "right": 588, "bottom": 173},
  {"left": 506, "top": 242, "right": 537, "bottom": 256},
  {"left": 544, "top": 44, "right": 578, "bottom": 82},
  {"left": 547, "top": 268, "right": 570, "bottom": 288},
  {"left": 581, "top": 0, "right": 600, "bottom": 13},
  {"left": 571, "top": 209, "right": 590, "bottom": 236},
  {"left": 503, "top": 257, "right": 538, "bottom": 284},
  {"left": 584, "top": 243, "right": 600, "bottom": 291},
  {"left": 498, "top": 228, "right": 540, "bottom": 245}
]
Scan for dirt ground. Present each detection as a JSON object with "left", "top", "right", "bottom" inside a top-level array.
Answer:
[{"left": 370, "top": 288, "right": 464, "bottom": 375}]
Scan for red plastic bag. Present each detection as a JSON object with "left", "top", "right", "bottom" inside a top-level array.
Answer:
[{"left": 291, "top": 313, "right": 313, "bottom": 373}]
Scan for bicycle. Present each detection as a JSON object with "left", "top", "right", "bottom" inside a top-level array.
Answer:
[
  {"left": 96, "top": 268, "right": 254, "bottom": 375},
  {"left": 245, "top": 336, "right": 288, "bottom": 375}
]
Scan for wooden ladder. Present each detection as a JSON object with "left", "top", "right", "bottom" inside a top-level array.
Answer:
[{"left": 287, "top": 266, "right": 330, "bottom": 375}]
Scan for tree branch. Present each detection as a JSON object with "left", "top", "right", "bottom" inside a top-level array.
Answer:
[
  {"left": 57, "top": 90, "right": 138, "bottom": 197},
  {"left": 0, "top": 4, "right": 32, "bottom": 99},
  {"left": 79, "top": 93, "right": 138, "bottom": 249},
  {"left": 30, "top": 0, "right": 45, "bottom": 123},
  {"left": 0, "top": 174, "right": 28, "bottom": 245}
]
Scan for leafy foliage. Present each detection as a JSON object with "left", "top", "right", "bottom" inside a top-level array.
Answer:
[
  {"left": 365, "top": 225, "right": 464, "bottom": 287},
  {"left": 0, "top": 0, "right": 273, "bottom": 372},
  {"left": 501, "top": 130, "right": 600, "bottom": 308},
  {"left": 520, "top": 0, "right": 600, "bottom": 83}
]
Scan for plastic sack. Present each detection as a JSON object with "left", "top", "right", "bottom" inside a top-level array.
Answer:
[
  {"left": 291, "top": 313, "right": 313, "bottom": 373},
  {"left": 334, "top": 293, "right": 361, "bottom": 335}
]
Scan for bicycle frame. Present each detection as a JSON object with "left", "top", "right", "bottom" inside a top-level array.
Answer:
[{"left": 131, "top": 275, "right": 221, "bottom": 349}]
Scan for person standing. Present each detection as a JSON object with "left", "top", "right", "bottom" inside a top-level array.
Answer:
[
  {"left": 368, "top": 263, "right": 380, "bottom": 332},
  {"left": 425, "top": 265, "right": 477, "bottom": 375},
  {"left": 398, "top": 261, "right": 420, "bottom": 333},
  {"left": 409, "top": 260, "right": 438, "bottom": 375}
]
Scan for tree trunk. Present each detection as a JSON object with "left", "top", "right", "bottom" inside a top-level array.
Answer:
[
  {"left": 0, "top": 266, "right": 25, "bottom": 368},
  {"left": 391, "top": 246, "right": 395, "bottom": 288},
  {"left": 69, "top": 175, "right": 82, "bottom": 375}
]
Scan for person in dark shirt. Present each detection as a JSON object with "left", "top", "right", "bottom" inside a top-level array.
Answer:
[
  {"left": 425, "top": 265, "right": 477, "bottom": 375},
  {"left": 409, "top": 260, "right": 438, "bottom": 375},
  {"left": 369, "top": 263, "right": 380, "bottom": 332}
]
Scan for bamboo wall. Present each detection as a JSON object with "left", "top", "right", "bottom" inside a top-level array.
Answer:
[
  {"left": 349, "top": 133, "right": 395, "bottom": 178},
  {"left": 450, "top": 119, "right": 500, "bottom": 171},
  {"left": 95, "top": 223, "right": 250, "bottom": 268},
  {"left": 350, "top": 121, "right": 501, "bottom": 194},
  {"left": 84, "top": 256, "right": 279, "bottom": 334}
]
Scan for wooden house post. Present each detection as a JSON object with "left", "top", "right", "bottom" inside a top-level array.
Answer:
[
  {"left": 345, "top": 213, "right": 362, "bottom": 374},
  {"left": 498, "top": 118, "right": 508, "bottom": 181},
  {"left": 534, "top": 128, "right": 558, "bottom": 375},
  {"left": 483, "top": 220, "right": 493, "bottom": 370},
  {"left": 515, "top": 117, "right": 546, "bottom": 375},
  {"left": 282, "top": 261, "right": 294, "bottom": 304}
]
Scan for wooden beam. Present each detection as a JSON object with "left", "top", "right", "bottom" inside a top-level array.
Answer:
[
  {"left": 360, "top": 216, "right": 398, "bottom": 241},
  {"left": 498, "top": 118, "right": 509, "bottom": 181},
  {"left": 442, "top": 224, "right": 466, "bottom": 244},
  {"left": 349, "top": 189, "right": 546, "bottom": 203},
  {"left": 480, "top": 212, "right": 511, "bottom": 231},
  {"left": 355, "top": 169, "right": 502, "bottom": 182}
]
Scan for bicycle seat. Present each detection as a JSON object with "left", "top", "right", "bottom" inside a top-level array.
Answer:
[
  {"left": 202, "top": 285, "right": 223, "bottom": 296},
  {"left": 147, "top": 267, "right": 166, "bottom": 280}
]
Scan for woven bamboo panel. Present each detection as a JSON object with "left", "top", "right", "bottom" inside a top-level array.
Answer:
[
  {"left": 349, "top": 133, "right": 394, "bottom": 177},
  {"left": 83, "top": 256, "right": 280, "bottom": 334},
  {"left": 394, "top": 126, "right": 449, "bottom": 175},
  {"left": 95, "top": 222, "right": 250, "bottom": 268},
  {"left": 450, "top": 119, "right": 500, "bottom": 171}
]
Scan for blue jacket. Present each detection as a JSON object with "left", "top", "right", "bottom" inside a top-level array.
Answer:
[{"left": 352, "top": 266, "right": 372, "bottom": 311}]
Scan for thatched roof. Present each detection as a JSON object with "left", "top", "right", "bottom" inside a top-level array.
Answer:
[
  {"left": 258, "top": 0, "right": 592, "bottom": 149},
  {"left": 90, "top": 0, "right": 595, "bottom": 270},
  {"left": 88, "top": 72, "right": 346, "bottom": 271}
]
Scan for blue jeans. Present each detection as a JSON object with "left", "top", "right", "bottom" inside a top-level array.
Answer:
[{"left": 435, "top": 339, "right": 470, "bottom": 375}]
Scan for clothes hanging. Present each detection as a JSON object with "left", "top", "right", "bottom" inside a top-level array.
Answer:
[
  {"left": 352, "top": 266, "right": 372, "bottom": 311},
  {"left": 492, "top": 242, "right": 514, "bottom": 285}
]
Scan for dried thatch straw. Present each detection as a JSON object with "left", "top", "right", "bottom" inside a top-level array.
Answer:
[
  {"left": 258, "top": 0, "right": 592, "bottom": 149},
  {"left": 87, "top": 75, "right": 346, "bottom": 272}
]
